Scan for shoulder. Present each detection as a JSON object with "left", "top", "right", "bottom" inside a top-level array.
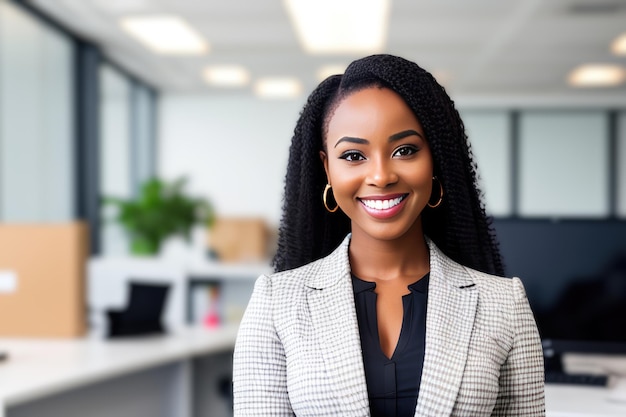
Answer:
[
  {"left": 458, "top": 263, "right": 535, "bottom": 345},
  {"left": 428, "top": 239, "right": 527, "bottom": 304},
  {"left": 464, "top": 265, "right": 525, "bottom": 296},
  {"left": 450, "top": 262, "right": 537, "bottom": 354},
  {"left": 244, "top": 242, "right": 350, "bottom": 339},
  {"left": 260, "top": 234, "right": 351, "bottom": 292},
  {"left": 239, "top": 259, "right": 330, "bottom": 337},
  {"left": 461, "top": 264, "right": 529, "bottom": 308},
  {"left": 270, "top": 251, "right": 335, "bottom": 281},
  {"left": 259, "top": 256, "right": 326, "bottom": 292},
  {"left": 429, "top": 241, "right": 531, "bottom": 331}
]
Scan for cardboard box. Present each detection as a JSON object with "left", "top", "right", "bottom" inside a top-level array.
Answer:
[
  {"left": 0, "top": 222, "right": 88, "bottom": 338},
  {"left": 208, "top": 218, "right": 271, "bottom": 263}
]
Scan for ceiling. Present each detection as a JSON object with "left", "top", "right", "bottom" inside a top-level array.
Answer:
[{"left": 26, "top": 0, "right": 626, "bottom": 98}]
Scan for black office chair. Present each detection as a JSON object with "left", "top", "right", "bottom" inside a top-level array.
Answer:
[{"left": 106, "top": 281, "right": 170, "bottom": 338}]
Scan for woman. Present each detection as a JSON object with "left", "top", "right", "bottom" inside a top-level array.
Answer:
[{"left": 233, "top": 54, "right": 545, "bottom": 416}]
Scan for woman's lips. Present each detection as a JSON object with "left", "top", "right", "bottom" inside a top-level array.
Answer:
[{"left": 358, "top": 194, "right": 408, "bottom": 219}]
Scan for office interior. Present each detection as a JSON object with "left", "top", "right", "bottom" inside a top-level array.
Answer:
[{"left": 1, "top": 0, "right": 626, "bottom": 415}]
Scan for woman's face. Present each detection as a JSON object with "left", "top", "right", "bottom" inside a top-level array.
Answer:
[{"left": 320, "top": 87, "right": 434, "bottom": 243}]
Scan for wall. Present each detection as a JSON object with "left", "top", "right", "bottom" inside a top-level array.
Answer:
[
  {"left": 159, "top": 93, "right": 626, "bottom": 225},
  {"left": 159, "top": 94, "right": 304, "bottom": 227}
]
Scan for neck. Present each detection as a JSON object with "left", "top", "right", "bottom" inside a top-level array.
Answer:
[{"left": 348, "top": 223, "right": 430, "bottom": 282}]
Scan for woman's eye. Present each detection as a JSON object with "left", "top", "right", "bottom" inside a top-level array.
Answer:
[
  {"left": 393, "top": 145, "right": 418, "bottom": 157},
  {"left": 339, "top": 151, "right": 365, "bottom": 162}
]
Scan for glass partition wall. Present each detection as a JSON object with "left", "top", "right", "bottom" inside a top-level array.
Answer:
[
  {"left": 460, "top": 109, "right": 625, "bottom": 220},
  {"left": 0, "top": 0, "right": 158, "bottom": 255},
  {"left": 0, "top": 0, "right": 74, "bottom": 222}
]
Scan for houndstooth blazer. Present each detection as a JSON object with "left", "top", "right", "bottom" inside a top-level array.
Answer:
[{"left": 233, "top": 235, "right": 545, "bottom": 416}]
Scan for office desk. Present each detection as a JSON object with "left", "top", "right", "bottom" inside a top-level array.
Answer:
[
  {"left": 546, "top": 384, "right": 626, "bottom": 417},
  {"left": 0, "top": 325, "right": 237, "bottom": 417},
  {"left": 3, "top": 327, "right": 626, "bottom": 417}
]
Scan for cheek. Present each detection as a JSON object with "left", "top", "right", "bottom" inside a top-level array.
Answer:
[
  {"left": 401, "top": 160, "right": 433, "bottom": 187},
  {"left": 326, "top": 159, "right": 348, "bottom": 184},
  {"left": 413, "top": 153, "right": 434, "bottom": 187},
  {"left": 326, "top": 162, "right": 360, "bottom": 200}
]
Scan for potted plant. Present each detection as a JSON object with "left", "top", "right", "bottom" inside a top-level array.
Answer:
[{"left": 103, "top": 177, "right": 215, "bottom": 255}]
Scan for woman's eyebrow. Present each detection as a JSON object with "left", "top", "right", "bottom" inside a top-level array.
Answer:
[
  {"left": 333, "top": 130, "right": 422, "bottom": 148},
  {"left": 389, "top": 129, "right": 423, "bottom": 142},
  {"left": 334, "top": 136, "right": 369, "bottom": 148}
]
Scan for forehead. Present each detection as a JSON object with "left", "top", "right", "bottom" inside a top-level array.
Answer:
[{"left": 326, "top": 87, "right": 422, "bottom": 136}]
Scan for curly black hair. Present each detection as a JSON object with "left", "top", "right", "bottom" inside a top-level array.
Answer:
[{"left": 272, "top": 54, "right": 504, "bottom": 276}]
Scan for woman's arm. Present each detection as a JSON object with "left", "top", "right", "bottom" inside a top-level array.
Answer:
[
  {"left": 233, "top": 275, "right": 294, "bottom": 416},
  {"left": 492, "top": 277, "right": 546, "bottom": 416}
]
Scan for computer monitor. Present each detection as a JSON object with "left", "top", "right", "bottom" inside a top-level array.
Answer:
[{"left": 493, "top": 218, "right": 626, "bottom": 373}]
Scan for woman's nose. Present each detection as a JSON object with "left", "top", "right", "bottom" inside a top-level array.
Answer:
[{"left": 366, "top": 158, "right": 398, "bottom": 188}]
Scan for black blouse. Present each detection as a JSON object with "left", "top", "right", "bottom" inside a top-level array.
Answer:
[{"left": 351, "top": 273, "right": 429, "bottom": 417}]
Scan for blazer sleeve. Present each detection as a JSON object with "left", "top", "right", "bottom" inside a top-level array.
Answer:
[
  {"left": 233, "top": 274, "right": 294, "bottom": 417},
  {"left": 492, "top": 277, "right": 546, "bottom": 416}
]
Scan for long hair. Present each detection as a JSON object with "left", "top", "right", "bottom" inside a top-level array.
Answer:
[{"left": 273, "top": 54, "right": 504, "bottom": 276}]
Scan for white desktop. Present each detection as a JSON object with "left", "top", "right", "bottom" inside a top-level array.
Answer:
[
  {"left": 3, "top": 330, "right": 626, "bottom": 417},
  {"left": 0, "top": 325, "right": 238, "bottom": 417}
]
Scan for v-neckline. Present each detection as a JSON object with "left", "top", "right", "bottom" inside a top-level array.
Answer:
[{"left": 352, "top": 274, "right": 429, "bottom": 360}]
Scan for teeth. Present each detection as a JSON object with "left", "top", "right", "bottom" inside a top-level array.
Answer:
[{"left": 362, "top": 196, "right": 404, "bottom": 210}]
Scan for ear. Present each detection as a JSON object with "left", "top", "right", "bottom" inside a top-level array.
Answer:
[{"left": 319, "top": 150, "right": 330, "bottom": 184}]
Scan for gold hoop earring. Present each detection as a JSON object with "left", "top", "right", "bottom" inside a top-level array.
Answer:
[
  {"left": 323, "top": 184, "right": 339, "bottom": 213},
  {"left": 428, "top": 176, "right": 444, "bottom": 208}
]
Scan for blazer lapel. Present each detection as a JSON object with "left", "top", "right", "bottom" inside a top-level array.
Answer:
[
  {"left": 305, "top": 236, "right": 370, "bottom": 416},
  {"left": 415, "top": 240, "right": 478, "bottom": 417}
]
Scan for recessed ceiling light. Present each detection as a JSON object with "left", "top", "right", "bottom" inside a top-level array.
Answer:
[
  {"left": 568, "top": 64, "right": 626, "bottom": 87},
  {"left": 203, "top": 66, "right": 250, "bottom": 87},
  {"left": 611, "top": 33, "right": 626, "bottom": 55},
  {"left": 316, "top": 64, "right": 347, "bottom": 81},
  {"left": 119, "top": 15, "right": 208, "bottom": 55},
  {"left": 254, "top": 78, "right": 302, "bottom": 98},
  {"left": 284, "top": 0, "right": 390, "bottom": 54}
]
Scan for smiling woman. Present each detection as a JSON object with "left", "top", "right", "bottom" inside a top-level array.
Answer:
[{"left": 233, "top": 54, "right": 545, "bottom": 417}]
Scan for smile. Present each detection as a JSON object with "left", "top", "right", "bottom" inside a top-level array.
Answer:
[
  {"left": 360, "top": 195, "right": 406, "bottom": 210},
  {"left": 358, "top": 194, "right": 409, "bottom": 219}
]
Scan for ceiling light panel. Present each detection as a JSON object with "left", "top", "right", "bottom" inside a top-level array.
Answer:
[
  {"left": 254, "top": 78, "right": 302, "bottom": 98},
  {"left": 568, "top": 64, "right": 626, "bottom": 87},
  {"left": 120, "top": 15, "right": 209, "bottom": 55},
  {"left": 284, "top": 0, "right": 390, "bottom": 54},
  {"left": 203, "top": 65, "right": 250, "bottom": 87}
]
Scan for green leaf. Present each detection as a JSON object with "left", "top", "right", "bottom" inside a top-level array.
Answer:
[{"left": 100, "top": 176, "right": 214, "bottom": 255}]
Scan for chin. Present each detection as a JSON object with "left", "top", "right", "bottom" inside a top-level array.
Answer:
[{"left": 354, "top": 223, "right": 420, "bottom": 243}]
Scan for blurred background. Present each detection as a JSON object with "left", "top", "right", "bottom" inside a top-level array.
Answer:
[
  {"left": 1, "top": 0, "right": 625, "bottom": 242},
  {"left": 1, "top": 0, "right": 626, "bottom": 416}
]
